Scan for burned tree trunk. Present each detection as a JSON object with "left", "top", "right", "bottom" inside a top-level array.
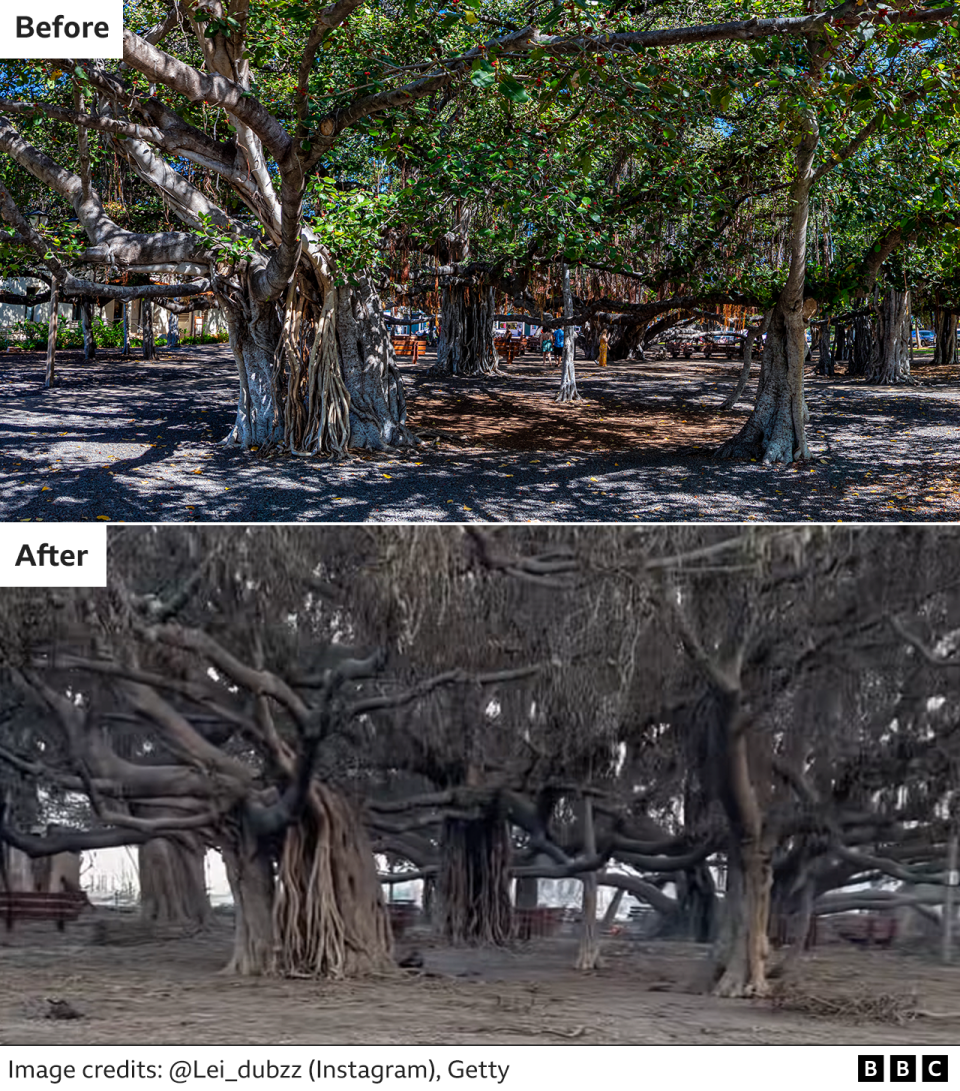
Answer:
[
  {"left": 867, "top": 288, "right": 912, "bottom": 385},
  {"left": 712, "top": 841, "right": 773, "bottom": 997},
  {"left": 222, "top": 836, "right": 277, "bottom": 976},
  {"left": 435, "top": 283, "right": 497, "bottom": 376},
  {"left": 272, "top": 784, "right": 393, "bottom": 978},
  {"left": 676, "top": 865, "right": 718, "bottom": 942},
  {"left": 575, "top": 797, "right": 601, "bottom": 970},
  {"left": 221, "top": 783, "right": 392, "bottom": 977},
  {"left": 439, "top": 813, "right": 512, "bottom": 945},
  {"left": 139, "top": 835, "right": 210, "bottom": 928}
]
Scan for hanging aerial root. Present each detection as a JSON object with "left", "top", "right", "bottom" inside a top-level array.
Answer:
[
  {"left": 271, "top": 783, "right": 392, "bottom": 978},
  {"left": 439, "top": 816, "right": 513, "bottom": 946},
  {"left": 302, "top": 285, "right": 351, "bottom": 457}
]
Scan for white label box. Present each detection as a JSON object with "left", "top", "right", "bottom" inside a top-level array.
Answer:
[
  {"left": 0, "top": 523, "right": 106, "bottom": 586},
  {"left": 0, "top": 2, "right": 122, "bottom": 58}
]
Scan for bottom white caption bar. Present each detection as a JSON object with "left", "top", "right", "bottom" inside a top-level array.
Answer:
[{"left": 1, "top": 1046, "right": 957, "bottom": 1089}]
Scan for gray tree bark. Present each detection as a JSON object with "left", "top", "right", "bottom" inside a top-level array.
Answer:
[
  {"left": 575, "top": 797, "right": 601, "bottom": 970},
  {"left": 139, "top": 835, "right": 210, "bottom": 928},
  {"left": 721, "top": 311, "right": 771, "bottom": 409},
  {"left": 435, "top": 283, "right": 496, "bottom": 376},
  {"left": 142, "top": 301, "right": 156, "bottom": 361},
  {"left": 933, "top": 308, "right": 958, "bottom": 369},
  {"left": 80, "top": 301, "right": 96, "bottom": 361},
  {"left": 555, "top": 263, "right": 580, "bottom": 403},
  {"left": 44, "top": 279, "right": 58, "bottom": 388},
  {"left": 867, "top": 288, "right": 912, "bottom": 384},
  {"left": 717, "top": 112, "right": 819, "bottom": 463}
]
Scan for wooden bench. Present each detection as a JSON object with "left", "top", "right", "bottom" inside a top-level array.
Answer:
[
  {"left": 0, "top": 891, "right": 90, "bottom": 932},
  {"left": 392, "top": 337, "right": 422, "bottom": 364},
  {"left": 516, "top": 907, "right": 562, "bottom": 940},
  {"left": 494, "top": 339, "right": 523, "bottom": 364},
  {"left": 387, "top": 901, "right": 419, "bottom": 938}
]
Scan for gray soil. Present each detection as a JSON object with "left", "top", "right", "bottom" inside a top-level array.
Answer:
[{"left": 2, "top": 912, "right": 960, "bottom": 1045}]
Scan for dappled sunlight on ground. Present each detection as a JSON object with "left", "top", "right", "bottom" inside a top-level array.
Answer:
[{"left": 0, "top": 345, "right": 958, "bottom": 522}]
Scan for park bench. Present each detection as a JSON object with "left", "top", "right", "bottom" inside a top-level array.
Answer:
[
  {"left": 494, "top": 338, "right": 524, "bottom": 364},
  {"left": 770, "top": 914, "right": 818, "bottom": 949},
  {"left": 526, "top": 336, "right": 541, "bottom": 353},
  {"left": 386, "top": 900, "right": 419, "bottom": 938},
  {"left": 0, "top": 890, "right": 90, "bottom": 932},
  {"left": 833, "top": 913, "right": 897, "bottom": 949},
  {"left": 516, "top": 907, "right": 563, "bottom": 940},
  {"left": 392, "top": 337, "right": 426, "bottom": 364}
]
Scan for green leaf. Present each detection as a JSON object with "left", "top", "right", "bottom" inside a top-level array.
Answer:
[
  {"left": 498, "top": 75, "right": 530, "bottom": 103},
  {"left": 470, "top": 60, "right": 496, "bottom": 89}
]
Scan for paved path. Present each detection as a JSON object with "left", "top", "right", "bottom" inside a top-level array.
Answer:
[{"left": 1, "top": 346, "right": 958, "bottom": 522}]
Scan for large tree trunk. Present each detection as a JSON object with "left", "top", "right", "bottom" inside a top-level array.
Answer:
[
  {"left": 722, "top": 312, "right": 771, "bottom": 409},
  {"left": 439, "top": 814, "right": 512, "bottom": 945},
  {"left": 222, "top": 784, "right": 392, "bottom": 978},
  {"left": 337, "top": 277, "right": 414, "bottom": 449},
  {"left": 221, "top": 293, "right": 285, "bottom": 449},
  {"left": 716, "top": 303, "right": 809, "bottom": 462},
  {"left": 575, "top": 797, "right": 601, "bottom": 970},
  {"left": 435, "top": 283, "right": 496, "bottom": 376},
  {"left": 80, "top": 302, "right": 96, "bottom": 361},
  {"left": 848, "top": 312, "right": 873, "bottom": 377},
  {"left": 933, "top": 307, "right": 958, "bottom": 369},
  {"left": 555, "top": 264, "right": 581, "bottom": 403},
  {"left": 141, "top": 301, "right": 156, "bottom": 361},
  {"left": 44, "top": 279, "right": 58, "bottom": 389},
  {"left": 717, "top": 113, "right": 818, "bottom": 463},
  {"left": 220, "top": 275, "right": 413, "bottom": 453},
  {"left": 222, "top": 837, "right": 276, "bottom": 976},
  {"left": 272, "top": 783, "right": 393, "bottom": 978},
  {"left": 712, "top": 843, "right": 773, "bottom": 997},
  {"left": 139, "top": 835, "right": 210, "bottom": 928},
  {"left": 866, "top": 288, "right": 912, "bottom": 384}
]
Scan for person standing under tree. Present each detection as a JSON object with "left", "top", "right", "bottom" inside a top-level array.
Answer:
[
  {"left": 552, "top": 325, "right": 565, "bottom": 367},
  {"left": 598, "top": 330, "right": 609, "bottom": 367},
  {"left": 541, "top": 328, "right": 553, "bottom": 365}
]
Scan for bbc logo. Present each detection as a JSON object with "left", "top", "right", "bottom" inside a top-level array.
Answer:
[{"left": 859, "top": 1056, "right": 948, "bottom": 1082}]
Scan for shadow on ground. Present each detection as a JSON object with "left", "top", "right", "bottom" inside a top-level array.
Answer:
[{"left": 1, "top": 346, "right": 958, "bottom": 522}]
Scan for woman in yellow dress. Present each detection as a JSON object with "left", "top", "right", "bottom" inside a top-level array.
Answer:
[{"left": 598, "top": 330, "right": 609, "bottom": 367}]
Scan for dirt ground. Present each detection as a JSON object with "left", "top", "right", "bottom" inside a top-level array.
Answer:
[
  {"left": 3, "top": 912, "right": 960, "bottom": 1045},
  {"left": 3, "top": 344, "right": 960, "bottom": 521}
]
